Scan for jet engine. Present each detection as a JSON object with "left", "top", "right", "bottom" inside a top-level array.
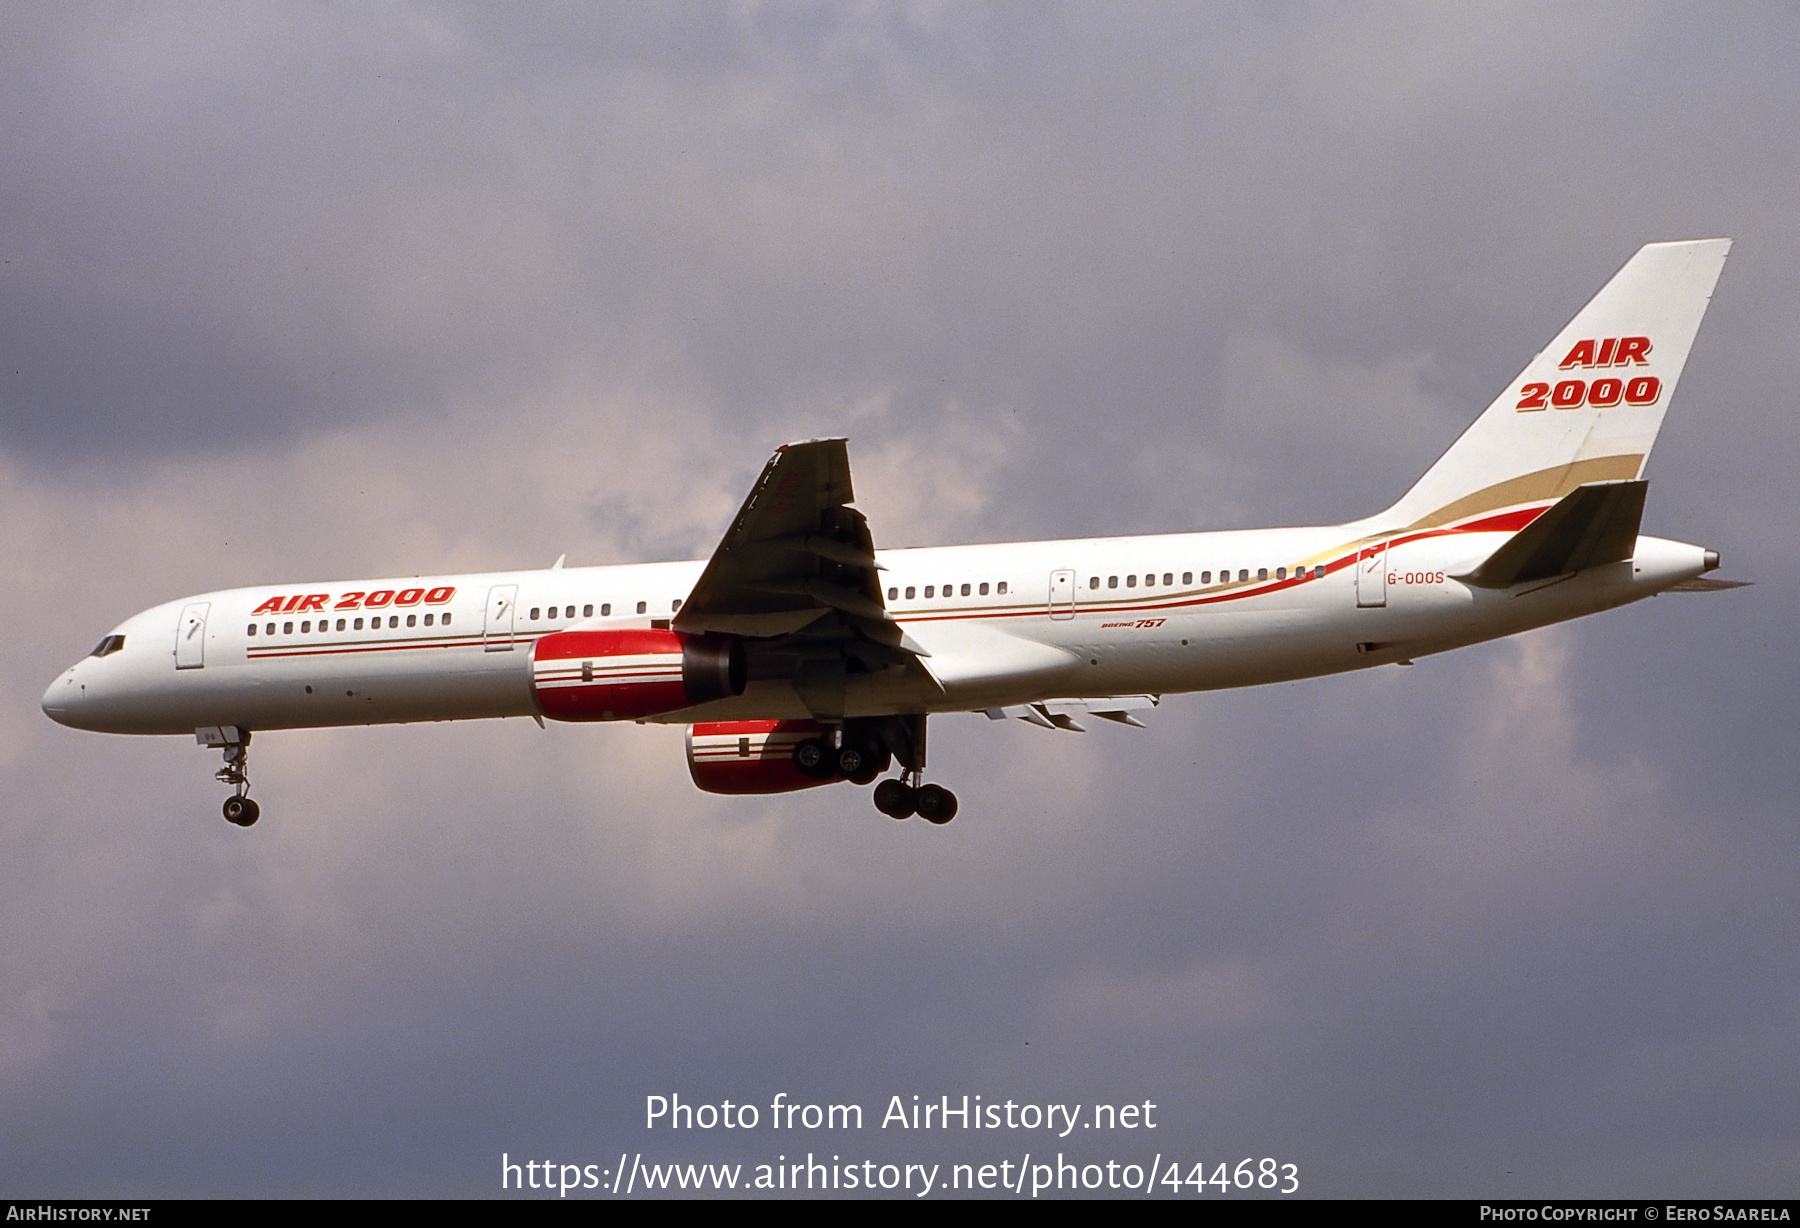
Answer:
[
  {"left": 686, "top": 719, "right": 834, "bottom": 794},
  {"left": 532, "top": 629, "right": 745, "bottom": 721}
]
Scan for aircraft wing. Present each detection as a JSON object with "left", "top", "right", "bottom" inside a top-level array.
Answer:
[{"left": 673, "top": 440, "right": 931, "bottom": 699}]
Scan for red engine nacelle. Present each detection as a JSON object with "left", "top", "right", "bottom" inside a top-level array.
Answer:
[
  {"left": 532, "top": 628, "right": 745, "bottom": 721},
  {"left": 686, "top": 719, "right": 833, "bottom": 794}
]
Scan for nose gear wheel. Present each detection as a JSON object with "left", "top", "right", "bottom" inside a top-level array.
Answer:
[
  {"left": 212, "top": 732, "right": 261, "bottom": 826},
  {"left": 222, "top": 795, "right": 261, "bottom": 826}
]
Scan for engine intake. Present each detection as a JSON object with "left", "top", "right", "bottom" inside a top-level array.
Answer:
[
  {"left": 687, "top": 720, "right": 833, "bottom": 794},
  {"left": 532, "top": 629, "right": 745, "bottom": 721}
]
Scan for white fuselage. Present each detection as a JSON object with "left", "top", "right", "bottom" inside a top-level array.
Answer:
[{"left": 40, "top": 523, "right": 1711, "bottom": 738}]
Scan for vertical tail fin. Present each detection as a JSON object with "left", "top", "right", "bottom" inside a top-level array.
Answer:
[{"left": 1376, "top": 239, "right": 1730, "bottom": 531}]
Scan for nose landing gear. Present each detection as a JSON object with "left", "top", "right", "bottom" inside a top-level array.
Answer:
[{"left": 199, "top": 726, "right": 261, "bottom": 827}]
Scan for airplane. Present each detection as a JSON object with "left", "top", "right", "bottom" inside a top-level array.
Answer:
[{"left": 42, "top": 239, "right": 1746, "bottom": 829}]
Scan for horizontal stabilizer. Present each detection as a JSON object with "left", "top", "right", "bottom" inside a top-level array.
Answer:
[
  {"left": 1667, "top": 577, "right": 1751, "bottom": 592},
  {"left": 1462, "top": 480, "right": 1647, "bottom": 588}
]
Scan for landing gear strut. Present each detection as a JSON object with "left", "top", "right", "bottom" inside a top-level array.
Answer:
[
  {"left": 825, "top": 714, "right": 959, "bottom": 823},
  {"left": 789, "top": 715, "right": 959, "bottom": 821},
  {"left": 875, "top": 714, "right": 956, "bottom": 822},
  {"left": 205, "top": 727, "right": 261, "bottom": 827}
]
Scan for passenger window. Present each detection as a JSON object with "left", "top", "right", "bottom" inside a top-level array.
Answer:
[
  {"left": 888, "top": 587, "right": 898, "bottom": 600},
  {"left": 672, "top": 599, "right": 681, "bottom": 612},
  {"left": 337, "top": 619, "right": 346, "bottom": 630},
  {"left": 960, "top": 583, "right": 971, "bottom": 596},
  {"left": 1276, "top": 567, "right": 1287, "bottom": 580},
  {"left": 353, "top": 618, "right": 363, "bottom": 630},
  {"left": 423, "top": 614, "right": 433, "bottom": 626},
  {"left": 924, "top": 586, "right": 935, "bottom": 598},
  {"left": 1182, "top": 572, "right": 1192, "bottom": 585},
  {"left": 283, "top": 622, "right": 293, "bottom": 634},
  {"left": 1163, "top": 573, "right": 1173, "bottom": 586},
  {"left": 583, "top": 604, "right": 594, "bottom": 617},
  {"left": 1314, "top": 565, "right": 1325, "bottom": 579},
  {"left": 301, "top": 621, "right": 311, "bottom": 633},
  {"left": 266, "top": 623, "right": 276, "bottom": 635},
  {"left": 979, "top": 582, "right": 989, "bottom": 596},
  {"left": 1239, "top": 569, "right": 1249, "bottom": 582},
  {"left": 1144, "top": 574, "right": 1154, "bottom": 586},
  {"left": 385, "top": 615, "right": 396, "bottom": 629},
  {"left": 1201, "top": 572, "right": 1211, "bottom": 584},
  {"left": 566, "top": 605, "right": 576, "bottom": 619},
  {"left": 904, "top": 586, "right": 916, "bottom": 600},
  {"left": 246, "top": 624, "right": 256, "bottom": 636},
  {"left": 636, "top": 601, "right": 646, "bottom": 614},
  {"left": 530, "top": 608, "right": 541, "bottom": 620},
  {"left": 1089, "top": 577, "right": 1100, "bottom": 589},
  {"left": 1258, "top": 568, "right": 1268, "bottom": 581},
  {"left": 997, "top": 582, "right": 1007, "bottom": 595},
  {"left": 1108, "top": 576, "right": 1118, "bottom": 589},
  {"left": 1126, "top": 575, "right": 1136, "bottom": 588},
  {"left": 406, "top": 614, "right": 417, "bottom": 627},
  {"left": 601, "top": 603, "right": 611, "bottom": 616}
]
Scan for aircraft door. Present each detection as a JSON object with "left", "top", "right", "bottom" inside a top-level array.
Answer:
[
  {"left": 484, "top": 584, "right": 519, "bottom": 651},
  {"left": 1356, "top": 541, "right": 1389, "bottom": 608},
  {"left": 1049, "top": 569, "right": 1076, "bottom": 620},
  {"left": 175, "top": 602, "right": 210, "bottom": 669}
]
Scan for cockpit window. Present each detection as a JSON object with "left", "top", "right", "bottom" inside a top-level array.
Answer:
[{"left": 89, "top": 635, "right": 126, "bottom": 658}]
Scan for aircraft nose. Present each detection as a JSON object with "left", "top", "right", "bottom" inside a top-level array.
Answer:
[{"left": 41, "top": 669, "right": 78, "bottom": 725}]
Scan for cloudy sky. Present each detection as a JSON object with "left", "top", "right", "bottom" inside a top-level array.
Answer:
[{"left": 3, "top": 2, "right": 1796, "bottom": 1198}]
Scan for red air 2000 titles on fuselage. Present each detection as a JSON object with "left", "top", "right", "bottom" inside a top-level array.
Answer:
[{"left": 249, "top": 586, "right": 458, "bottom": 616}]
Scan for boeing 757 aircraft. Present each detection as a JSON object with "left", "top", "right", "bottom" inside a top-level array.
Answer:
[{"left": 43, "top": 240, "right": 1742, "bottom": 828}]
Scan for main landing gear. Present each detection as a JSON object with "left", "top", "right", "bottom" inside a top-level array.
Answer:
[
  {"left": 206, "top": 727, "right": 261, "bottom": 827},
  {"left": 873, "top": 775, "right": 958, "bottom": 824},
  {"left": 791, "top": 714, "right": 959, "bottom": 823}
]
